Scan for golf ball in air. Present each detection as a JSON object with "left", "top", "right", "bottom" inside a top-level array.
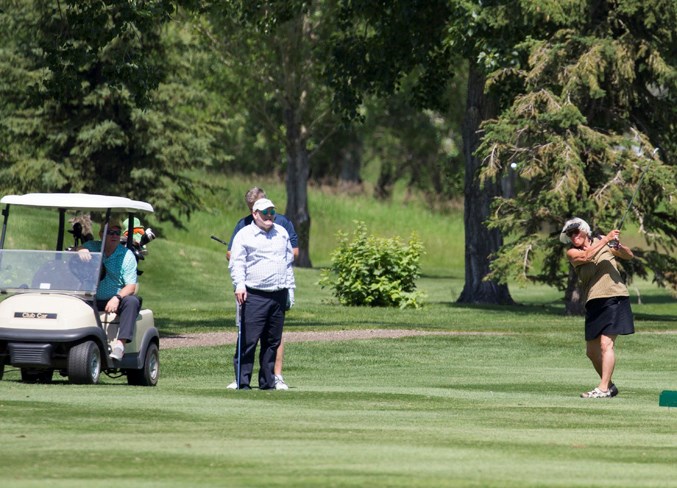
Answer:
[{"left": 510, "top": 163, "right": 517, "bottom": 169}]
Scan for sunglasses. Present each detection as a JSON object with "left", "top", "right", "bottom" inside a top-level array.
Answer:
[
  {"left": 259, "top": 209, "right": 276, "bottom": 216},
  {"left": 107, "top": 230, "right": 122, "bottom": 236}
]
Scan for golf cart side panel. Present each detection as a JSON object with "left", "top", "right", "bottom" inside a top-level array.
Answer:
[
  {"left": 0, "top": 326, "right": 107, "bottom": 344},
  {"left": 0, "top": 293, "right": 97, "bottom": 331},
  {"left": 126, "top": 309, "right": 155, "bottom": 351},
  {"left": 115, "top": 325, "right": 159, "bottom": 370},
  {"left": 101, "top": 308, "right": 154, "bottom": 353}
]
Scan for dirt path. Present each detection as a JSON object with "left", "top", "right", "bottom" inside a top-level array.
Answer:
[{"left": 160, "top": 329, "right": 506, "bottom": 349}]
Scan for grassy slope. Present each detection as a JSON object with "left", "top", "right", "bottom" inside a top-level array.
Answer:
[{"left": 0, "top": 175, "right": 675, "bottom": 487}]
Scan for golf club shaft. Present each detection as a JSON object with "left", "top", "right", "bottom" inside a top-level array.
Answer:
[
  {"left": 236, "top": 301, "right": 241, "bottom": 389},
  {"left": 617, "top": 164, "right": 650, "bottom": 230}
]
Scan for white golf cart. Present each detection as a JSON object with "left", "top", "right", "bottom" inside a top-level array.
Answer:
[{"left": 0, "top": 193, "right": 159, "bottom": 386}]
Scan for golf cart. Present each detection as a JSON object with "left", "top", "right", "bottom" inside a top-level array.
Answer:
[{"left": 0, "top": 193, "right": 159, "bottom": 386}]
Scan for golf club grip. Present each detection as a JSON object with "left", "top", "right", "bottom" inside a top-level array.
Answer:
[{"left": 210, "top": 235, "right": 228, "bottom": 247}]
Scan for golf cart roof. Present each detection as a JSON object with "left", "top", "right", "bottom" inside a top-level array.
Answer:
[{"left": 0, "top": 193, "right": 153, "bottom": 214}]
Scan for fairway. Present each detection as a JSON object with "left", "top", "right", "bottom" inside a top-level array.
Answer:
[
  {"left": 1, "top": 287, "right": 675, "bottom": 487},
  {"left": 0, "top": 178, "right": 675, "bottom": 486}
]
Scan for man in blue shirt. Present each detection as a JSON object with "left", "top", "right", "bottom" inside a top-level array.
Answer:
[
  {"left": 228, "top": 198, "right": 295, "bottom": 390},
  {"left": 79, "top": 221, "right": 140, "bottom": 361},
  {"left": 226, "top": 187, "right": 297, "bottom": 390}
]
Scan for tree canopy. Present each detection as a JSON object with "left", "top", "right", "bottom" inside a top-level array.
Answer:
[
  {"left": 0, "top": 0, "right": 218, "bottom": 225},
  {"left": 477, "top": 0, "right": 677, "bottom": 304}
]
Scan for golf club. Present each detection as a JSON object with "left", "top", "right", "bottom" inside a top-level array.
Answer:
[
  {"left": 211, "top": 234, "right": 242, "bottom": 389},
  {"left": 608, "top": 147, "right": 657, "bottom": 249},
  {"left": 210, "top": 235, "right": 228, "bottom": 247},
  {"left": 235, "top": 301, "right": 242, "bottom": 389},
  {"left": 616, "top": 148, "right": 657, "bottom": 230}
]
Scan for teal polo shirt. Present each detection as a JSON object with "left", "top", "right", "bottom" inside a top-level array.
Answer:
[{"left": 83, "top": 241, "right": 138, "bottom": 300}]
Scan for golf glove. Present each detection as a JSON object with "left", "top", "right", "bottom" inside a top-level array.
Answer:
[{"left": 286, "top": 288, "right": 295, "bottom": 311}]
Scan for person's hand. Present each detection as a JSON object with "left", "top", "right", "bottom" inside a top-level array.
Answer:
[
  {"left": 286, "top": 289, "right": 294, "bottom": 311},
  {"left": 235, "top": 288, "right": 247, "bottom": 305},
  {"left": 605, "top": 229, "right": 620, "bottom": 243},
  {"left": 105, "top": 295, "right": 120, "bottom": 313},
  {"left": 77, "top": 248, "right": 92, "bottom": 262}
]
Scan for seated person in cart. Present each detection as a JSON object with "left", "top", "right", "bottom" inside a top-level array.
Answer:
[{"left": 77, "top": 220, "right": 140, "bottom": 361}]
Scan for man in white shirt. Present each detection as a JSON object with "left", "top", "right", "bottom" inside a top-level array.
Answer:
[{"left": 228, "top": 198, "right": 296, "bottom": 390}]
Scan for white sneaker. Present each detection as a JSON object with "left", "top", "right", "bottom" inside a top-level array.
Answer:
[
  {"left": 109, "top": 341, "right": 125, "bottom": 361},
  {"left": 580, "top": 387, "right": 611, "bottom": 398},
  {"left": 226, "top": 380, "right": 238, "bottom": 390},
  {"left": 274, "top": 375, "right": 289, "bottom": 390}
]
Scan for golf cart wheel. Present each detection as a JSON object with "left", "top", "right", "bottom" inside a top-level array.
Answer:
[
  {"left": 20, "top": 368, "right": 54, "bottom": 383},
  {"left": 127, "top": 342, "right": 159, "bottom": 387},
  {"left": 68, "top": 341, "right": 101, "bottom": 385}
]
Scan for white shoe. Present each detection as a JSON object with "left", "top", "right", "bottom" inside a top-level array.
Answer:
[
  {"left": 109, "top": 341, "right": 124, "bottom": 361},
  {"left": 274, "top": 375, "right": 289, "bottom": 390},
  {"left": 226, "top": 380, "right": 238, "bottom": 390},
  {"left": 580, "top": 387, "right": 611, "bottom": 398}
]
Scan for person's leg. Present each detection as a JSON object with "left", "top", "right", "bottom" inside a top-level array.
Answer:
[
  {"left": 586, "top": 337, "right": 603, "bottom": 378},
  {"left": 258, "top": 292, "right": 285, "bottom": 389},
  {"left": 117, "top": 295, "right": 140, "bottom": 343},
  {"left": 597, "top": 334, "right": 617, "bottom": 392},
  {"left": 237, "top": 294, "right": 267, "bottom": 388},
  {"left": 274, "top": 339, "right": 285, "bottom": 376},
  {"left": 106, "top": 296, "right": 140, "bottom": 360}
]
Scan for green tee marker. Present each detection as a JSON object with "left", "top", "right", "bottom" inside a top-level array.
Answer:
[{"left": 659, "top": 390, "right": 677, "bottom": 408}]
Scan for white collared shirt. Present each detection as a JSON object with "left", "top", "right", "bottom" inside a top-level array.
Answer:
[{"left": 229, "top": 221, "right": 295, "bottom": 293}]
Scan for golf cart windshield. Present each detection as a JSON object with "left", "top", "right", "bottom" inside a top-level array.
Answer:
[{"left": 0, "top": 249, "right": 102, "bottom": 296}]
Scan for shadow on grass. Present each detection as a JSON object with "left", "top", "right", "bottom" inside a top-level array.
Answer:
[
  {"left": 631, "top": 294, "right": 677, "bottom": 305},
  {"left": 633, "top": 312, "right": 677, "bottom": 322},
  {"left": 436, "top": 299, "right": 676, "bottom": 322},
  {"left": 439, "top": 301, "right": 566, "bottom": 316}
]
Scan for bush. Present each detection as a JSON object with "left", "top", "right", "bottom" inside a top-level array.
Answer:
[{"left": 319, "top": 222, "right": 425, "bottom": 308}]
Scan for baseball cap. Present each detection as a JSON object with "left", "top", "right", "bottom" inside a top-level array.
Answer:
[{"left": 252, "top": 198, "right": 275, "bottom": 213}]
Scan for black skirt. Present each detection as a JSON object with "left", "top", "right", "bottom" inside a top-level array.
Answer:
[{"left": 584, "top": 296, "right": 635, "bottom": 341}]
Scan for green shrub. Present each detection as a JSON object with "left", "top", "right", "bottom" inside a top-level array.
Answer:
[{"left": 319, "top": 222, "right": 425, "bottom": 308}]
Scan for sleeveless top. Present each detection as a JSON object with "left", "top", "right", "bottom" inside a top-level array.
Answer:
[{"left": 573, "top": 237, "right": 629, "bottom": 304}]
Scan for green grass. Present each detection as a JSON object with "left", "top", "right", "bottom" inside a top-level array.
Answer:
[
  {"left": 1, "top": 176, "right": 676, "bottom": 486},
  {"left": 1, "top": 328, "right": 675, "bottom": 487}
]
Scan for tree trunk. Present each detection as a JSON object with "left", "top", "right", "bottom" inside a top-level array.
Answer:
[
  {"left": 338, "top": 138, "right": 362, "bottom": 185},
  {"left": 457, "top": 64, "right": 514, "bottom": 305},
  {"left": 283, "top": 106, "right": 312, "bottom": 268}
]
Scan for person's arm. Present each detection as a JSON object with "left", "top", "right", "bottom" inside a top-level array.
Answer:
[
  {"left": 229, "top": 232, "right": 248, "bottom": 304},
  {"left": 285, "top": 235, "right": 295, "bottom": 308},
  {"left": 226, "top": 217, "right": 249, "bottom": 261},
  {"left": 567, "top": 230, "right": 619, "bottom": 265},
  {"left": 75, "top": 240, "right": 99, "bottom": 262},
  {"left": 610, "top": 241, "right": 634, "bottom": 260},
  {"left": 279, "top": 215, "right": 299, "bottom": 260}
]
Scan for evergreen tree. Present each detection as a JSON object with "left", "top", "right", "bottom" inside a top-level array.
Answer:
[
  {"left": 0, "top": 0, "right": 216, "bottom": 225},
  {"left": 477, "top": 0, "right": 677, "bottom": 310}
]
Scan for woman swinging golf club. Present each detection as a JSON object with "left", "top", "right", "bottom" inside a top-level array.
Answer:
[{"left": 561, "top": 218, "right": 635, "bottom": 398}]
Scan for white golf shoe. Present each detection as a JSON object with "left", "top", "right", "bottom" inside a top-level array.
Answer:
[{"left": 274, "top": 375, "right": 289, "bottom": 390}]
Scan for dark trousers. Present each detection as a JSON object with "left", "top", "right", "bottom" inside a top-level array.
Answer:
[
  {"left": 96, "top": 295, "right": 140, "bottom": 342},
  {"left": 234, "top": 288, "right": 286, "bottom": 389}
]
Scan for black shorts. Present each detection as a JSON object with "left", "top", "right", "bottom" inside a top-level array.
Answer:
[{"left": 584, "top": 296, "right": 635, "bottom": 341}]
